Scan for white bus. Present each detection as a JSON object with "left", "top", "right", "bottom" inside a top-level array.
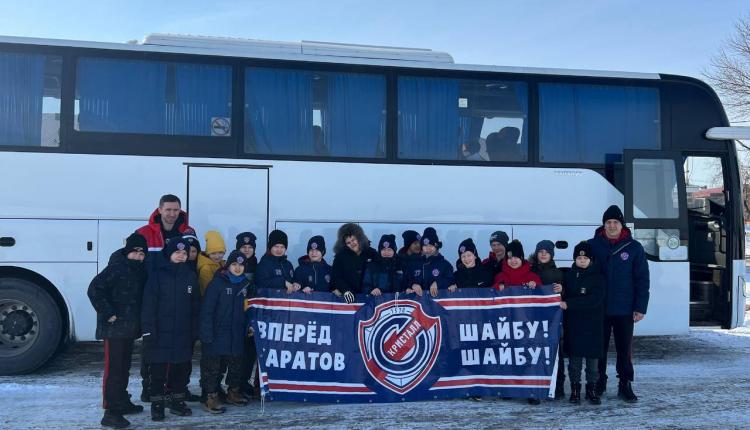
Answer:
[{"left": 0, "top": 34, "right": 746, "bottom": 375}]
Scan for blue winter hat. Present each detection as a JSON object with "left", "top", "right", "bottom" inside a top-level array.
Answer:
[
  {"left": 535, "top": 240, "right": 555, "bottom": 259},
  {"left": 163, "top": 237, "right": 190, "bottom": 258}
]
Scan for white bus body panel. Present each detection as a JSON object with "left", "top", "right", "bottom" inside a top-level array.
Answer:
[
  {"left": 0, "top": 152, "right": 689, "bottom": 339},
  {"left": 0, "top": 219, "right": 97, "bottom": 262},
  {"left": 732, "top": 259, "right": 747, "bottom": 328}
]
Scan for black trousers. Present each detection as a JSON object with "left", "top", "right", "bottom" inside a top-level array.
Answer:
[
  {"left": 102, "top": 338, "right": 135, "bottom": 411},
  {"left": 148, "top": 362, "right": 192, "bottom": 401},
  {"left": 200, "top": 354, "right": 244, "bottom": 392},
  {"left": 568, "top": 356, "right": 599, "bottom": 384},
  {"left": 556, "top": 338, "right": 566, "bottom": 388},
  {"left": 598, "top": 315, "right": 635, "bottom": 382},
  {"left": 241, "top": 336, "right": 257, "bottom": 389},
  {"left": 140, "top": 352, "right": 149, "bottom": 391}
]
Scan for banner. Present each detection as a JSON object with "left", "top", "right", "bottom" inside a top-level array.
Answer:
[{"left": 246, "top": 285, "right": 562, "bottom": 403}]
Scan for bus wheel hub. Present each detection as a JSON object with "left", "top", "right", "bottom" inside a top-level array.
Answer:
[{"left": 0, "top": 301, "right": 38, "bottom": 344}]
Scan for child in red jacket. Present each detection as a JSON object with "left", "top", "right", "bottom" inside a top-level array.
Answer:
[{"left": 492, "top": 240, "right": 542, "bottom": 290}]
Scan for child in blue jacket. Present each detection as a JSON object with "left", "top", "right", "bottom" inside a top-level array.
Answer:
[
  {"left": 255, "top": 230, "right": 295, "bottom": 292},
  {"left": 363, "top": 234, "right": 404, "bottom": 296},
  {"left": 405, "top": 227, "right": 455, "bottom": 297},
  {"left": 293, "top": 236, "right": 332, "bottom": 293}
]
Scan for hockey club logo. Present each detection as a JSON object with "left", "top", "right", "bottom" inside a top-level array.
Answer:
[
  {"left": 244, "top": 237, "right": 251, "bottom": 244},
  {"left": 311, "top": 242, "right": 318, "bottom": 249},
  {"left": 383, "top": 241, "right": 390, "bottom": 249},
  {"left": 620, "top": 252, "right": 630, "bottom": 261},
  {"left": 358, "top": 300, "right": 441, "bottom": 394},
  {"left": 177, "top": 242, "right": 186, "bottom": 251},
  {"left": 432, "top": 269, "right": 440, "bottom": 277},
  {"left": 423, "top": 238, "right": 430, "bottom": 245},
  {"left": 237, "top": 256, "right": 245, "bottom": 264},
  {"left": 459, "top": 245, "right": 466, "bottom": 254}
]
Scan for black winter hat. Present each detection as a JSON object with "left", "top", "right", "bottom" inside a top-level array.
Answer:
[
  {"left": 163, "top": 237, "right": 190, "bottom": 258},
  {"left": 307, "top": 235, "right": 326, "bottom": 255},
  {"left": 535, "top": 240, "right": 555, "bottom": 258},
  {"left": 602, "top": 205, "right": 625, "bottom": 226},
  {"left": 505, "top": 240, "right": 525, "bottom": 260},
  {"left": 236, "top": 232, "right": 257, "bottom": 250},
  {"left": 182, "top": 227, "right": 201, "bottom": 253},
  {"left": 421, "top": 227, "right": 441, "bottom": 248},
  {"left": 226, "top": 250, "right": 248, "bottom": 267},
  {"left": 378, "top": 234, "right": 397, "bottom": 253},
  {"left": 402, "top": 230, "right": 421, "bottom": 248},
  {"left": 458, "top": 238, "right": 478, "bottom": 258},
  {"left": 490, "top": 230, "right": 510, "bottom": 247},
  {"left": 123, "top": 233, "right": 147, "bottom": 255},
  {"left": 573, "top": 241, "right": 593, "bottom": 259},
  {"left": 267, "top": 230, "right": 288, "bottom": 249}
]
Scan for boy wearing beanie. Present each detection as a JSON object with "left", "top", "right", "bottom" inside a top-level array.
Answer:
[
  {"left": 256, "top": 230, "right": 295, "bottom": 292},
  {"left": 561, "top": 242, "right": 605, "bottom": 405},
  {"left": 405, "top": 227, "right": 455, "bottom": 298},
  {"left": 491, "top": 240, "right": 542, "bottom": 291},
  {"left": 363, "top": 234, "right": 404, "bottom": 296},
  {"left": 235, "top": 232, "right": 258, "bottom": 282},
  {"left": 141, "top": 238, "right": 200, "bottom": 421},
  {"left": 454, "top": 238, "right": 493, "bottom": 289},
  {"left": 199, "top": 250, "right": 252, "bottom": 413},
  {"left": 293, "top": 236, "right": 332, "bottom": 293},
  {"left": 88, "top": 233, "right": 148, "bottom": 428},
  {"left": 182, "top": 228, "right": 201, "bottom": 274},
  {"left": 198, "top": 231, "right": 227, "bottom": 296},
  {"left": 482, "top": 230, "right": 510, "bottom": 275}
]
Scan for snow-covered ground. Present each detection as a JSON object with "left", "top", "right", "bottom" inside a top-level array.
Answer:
[{"left": 2, "top": 322, "right": 750, "bottom": 430}]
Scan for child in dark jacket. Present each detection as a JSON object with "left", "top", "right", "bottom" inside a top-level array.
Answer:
[
  {"left": 255, "top": 230, "right": 295, "bottom": 292},
  {"left": 492, "top": 240, "right": 542, "bottom": 291},
  {"left": 88, "top": 233, "right": 148, "bottom": 429},
  {"left": 141, "top": 237, "right": 200, "bottom": 422},
  {"left": 236, "top": 232, "right": 258, "bottom": 283},
  {"left": 530, "top": 240, "right": 566, "bottom": 399},
  {"left": 405, "top": 227, "right": 455, "bottom": 297},
  {"left": 199, "top": 251, "right": 252, "bottom": 413},
  {"left": 294, "top": 236, "right": 332, "bottom": 293},
  {"left": 561, "top": 242, "right": 606, "bottom": 405},
  {"left": 363, "top": 234, "right": 404, "bottom": 295},
  {"left": 454, "top": 238, "right": 494, "bottom": 289}
]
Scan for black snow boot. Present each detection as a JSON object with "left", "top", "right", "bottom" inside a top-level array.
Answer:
[
  {"left": 101, "top": 410, "right": 130, "bottom": 429},
  {"left": 140, "top": 386, "right": 150, "bottom": 403},
  {"left": 585, "top": 383, "right": 601, "bottom": 405},
  {"left": 554, "top": 383, "right": 565, "bottom": 400},
  {"left": 569, "top": 383, "right": 581, "bottom": 404},
  {"left": 617, "top": 381, "right": 638, "bottom": 403},
  {"left": 150, "top": 401, "right": 165, "bottom": 422},
  {"left": 595, "top": 375, "right": 607, "bottom": 396},
  {"left": 121, "top": 395, "right": 144, "bottom": 415},
  {"left": 168, "top": 397, "right": 193, "bottom": 416},
  {"left": 527, "top": 397, "right": 541, "bottom": 405},
  {"left": 185, "top": 389, "right": 201, "bottom": 402}
]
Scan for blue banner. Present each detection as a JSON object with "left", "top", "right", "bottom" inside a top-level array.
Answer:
[{"left": 246, "top": 285, "right": 562, "bottom": 403}]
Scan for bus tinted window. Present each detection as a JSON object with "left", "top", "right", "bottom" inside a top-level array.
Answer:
[
  {"left": 75, "top": 58, "right": 232, "bottom": 136},
  {"left": 0, "top": 52, "right": 61, "bottom": 147},
  {"left": 539, "top": 83, "right": 660, "bottom": 163},
  {"left": 244, "top": 67, "right": 386, "bottom": 158},
  {"left": 398, "top": 77, "right": 528, "bottom": 162}
]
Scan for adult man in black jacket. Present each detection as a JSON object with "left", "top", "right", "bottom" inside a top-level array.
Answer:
[{"left": 88, "top": 233, "right": 148, "bottom": 429}]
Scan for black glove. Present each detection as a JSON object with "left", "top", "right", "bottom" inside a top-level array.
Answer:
[{"left": 343, "top": 291, "right": 355, "bottom": 304}]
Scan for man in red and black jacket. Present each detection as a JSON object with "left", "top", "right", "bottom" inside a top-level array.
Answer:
[{"left": 136, "top": 194, "right": 197, "bottom": 403}]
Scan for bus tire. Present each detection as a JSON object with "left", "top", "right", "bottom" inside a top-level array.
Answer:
[{"left": 0, "top": 277, "right": 62, "bottom": 375}]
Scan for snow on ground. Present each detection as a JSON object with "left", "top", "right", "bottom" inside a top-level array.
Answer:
[{"left": 3, "top": 324, "right": 750, "bottom": 430}]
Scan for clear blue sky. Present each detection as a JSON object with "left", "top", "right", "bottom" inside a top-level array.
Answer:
[{"left": 1, "top": 0, "right": 748, "bottom": 114}]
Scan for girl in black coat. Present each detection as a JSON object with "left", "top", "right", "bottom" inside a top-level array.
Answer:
[
  {"left": 87, "top": 233, "right": 148, "bottom": 428},
  {"left": 561, "top": 242, "right": 605, "bottom": 405},
  {"left": 141, "top": 237, "right": 201, "bottom": 421},
  {"left": 331, "top": 223, "right": 377, "bottom": 303},
  {"left": 453, "top": 238, "right": 493, "bottom": 289}
]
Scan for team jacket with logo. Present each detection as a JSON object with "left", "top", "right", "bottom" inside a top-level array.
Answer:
[
  {"left": 199, "top": 270, "right": 250, "bottom": 357},
  {"left": 293, "top": 256, "right": 332, "bottom": 292},
  {"left": 255, "top": 253, "right": 294, "bottom": 290},
  {"left": 405, "top": 253, "right": 455, "bottom": 290},
  {"left": 363, "top": 255, "right": 404, "bottom": 294}
]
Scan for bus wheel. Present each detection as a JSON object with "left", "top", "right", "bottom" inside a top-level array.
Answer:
[{"left": 0, "top": 277, "right": 62, "bottom": 375}]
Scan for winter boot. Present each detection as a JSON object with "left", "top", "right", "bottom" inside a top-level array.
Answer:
[
  {"left": 185, "top": 389, "right": 201, "bottom": 402},
  {"left": 585, "top": 383, "right": 601, "bottom": 405},
  {"left": 121, "top": 395, "right": 144, "bottom": 415},
  {"left": 554, "top": 383, "right": 565, "bottom": 400},
  {"left": 203, "top": 392, "right": 227, "bottom": 414},
  {"left": 168, "top": 394, "right": 193, "bottom": 416},
  {"left": 569, "top": 383, "right": 581, "bottom": 404},
  {"left": 227, "top": 387, "right": 249, "bottom": 406},
  {"left": 595, "top": 375, "right": 607, "bottom": 397},
  {"left": 101, "top": 410, "right": 130, "bottom": 429},
  {"left": 140, "top": 386, "right": 150, "bottom": 403},
  {"left": 150, "top": 400, "right": 165, "bottom": 422},
  {"left": 526, "top": 397, "right": 541, "bottom": 405},
  {"left": 617, "top": 381, "right": 638, "bottom": 403}
]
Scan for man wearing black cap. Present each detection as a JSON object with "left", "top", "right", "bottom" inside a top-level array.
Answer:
[
  {"left": 482, "top": 230, "right": 510, "bottom": 276},
  {"left": 88, "top": 233, "right": 148, "bottom": 428},
  {"left": 588, "top": 205, "right": 650, "bottom": 402}
]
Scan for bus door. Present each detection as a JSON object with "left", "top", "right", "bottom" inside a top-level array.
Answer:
[
  {"left": 681, "top": 155, "right": 738, "bottom": 328},
  {"left": 186, "top": 163, "right": 270, "bottom": 252},
  {"left": 623, "top": 150, "right": 690, "bottom": 334}
]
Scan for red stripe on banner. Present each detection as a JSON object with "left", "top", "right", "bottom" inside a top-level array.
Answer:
[
  {"left": 102, "top": 339, "right": 110, "bottom": 409},
  {"left": 433, "top": 378, "right": 550, "bottom": 387},
  {"left": 268, "top": 383, "right": 372, "bottom": 393},
  {"left": 437, "top": 296, "right": 560, "bottom": 307},
  {"left": 246, "top": 298, "right": 362, "bottom": 312}
]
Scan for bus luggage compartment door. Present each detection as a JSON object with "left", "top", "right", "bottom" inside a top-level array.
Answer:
[{"left": 186, "top": 164, "right": 270, "bottom": 252}]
